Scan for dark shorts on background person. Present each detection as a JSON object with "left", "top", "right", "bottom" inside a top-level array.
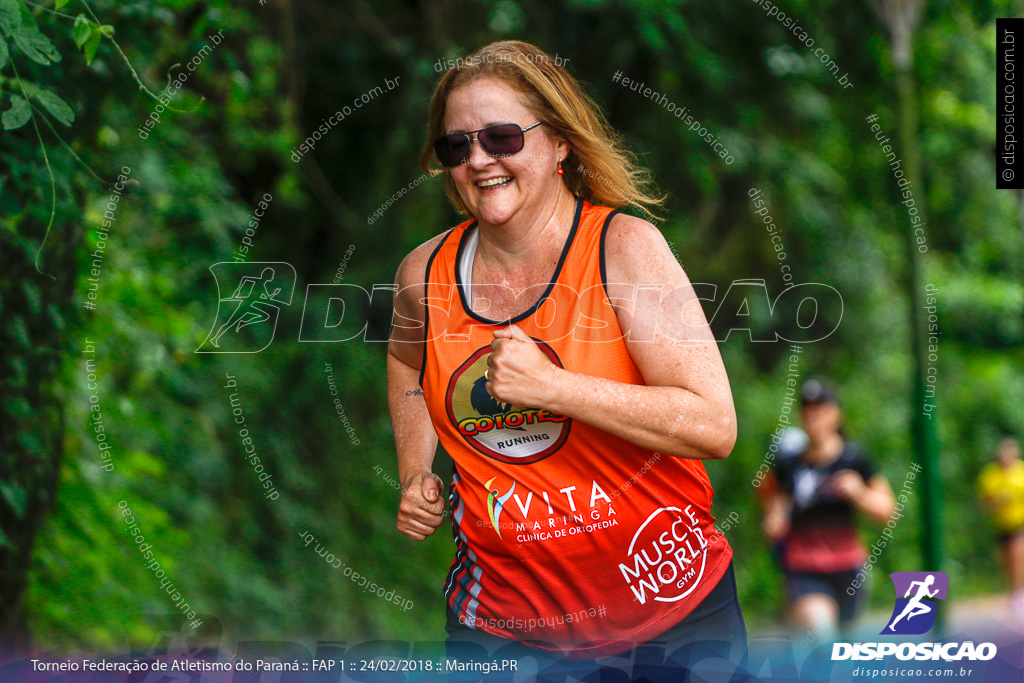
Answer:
[
  {"left": 784, "top": 569, "right": 864, "bottom": 623},
  {"left": 443, "top": 561, "right": 750, "bottom": 683}
]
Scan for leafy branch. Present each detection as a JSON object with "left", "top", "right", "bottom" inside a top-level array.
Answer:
[
  {"left": 0, "top": 0, "right": 205, "bottom": 275},
  {"left": 77, "top": 0, "right": 202, "bottom": 112},
  {"left": 2, "top": 53, "right": 57, "bottom": 278},
  {"left": 0, "top": 83, "right": 109, "bottom": 183}
]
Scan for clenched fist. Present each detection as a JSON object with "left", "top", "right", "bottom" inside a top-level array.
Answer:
[
  {"left": 485, "top": 324, "right": 562, "bottom": 408},
  {"left": 397, "top": 470, "right": 446, "bottom": 540}
]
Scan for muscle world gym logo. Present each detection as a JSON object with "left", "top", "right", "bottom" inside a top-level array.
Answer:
[
  {"left": 833, "top": 571, "right": 997, "bottom": 662},
  {"left": 619, "top": 506, "right": 710, "bottom": 606},
  {"left": 445, "top": 343, "right": 570, "bottom": 464}
]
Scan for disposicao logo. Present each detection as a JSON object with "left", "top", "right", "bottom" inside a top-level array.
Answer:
[{"left": 832, "top": 570, "right": 997, "bottom": 662}]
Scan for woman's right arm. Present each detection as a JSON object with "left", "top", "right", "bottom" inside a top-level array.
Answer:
[{"left": 388, "top": 239, "right": 446, "bottom": 541}]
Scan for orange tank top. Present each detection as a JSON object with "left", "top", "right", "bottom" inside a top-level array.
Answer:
[{"left": 418, "top": 197, "right": 733, "bottom": 659}]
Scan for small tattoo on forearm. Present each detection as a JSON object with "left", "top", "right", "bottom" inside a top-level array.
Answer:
[{"left": 405, "top": 389, "right": 423, "bottom": 396}]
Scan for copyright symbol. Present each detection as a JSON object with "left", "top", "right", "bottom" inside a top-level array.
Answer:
[{"left": 1003, "top": 168, "right": 1015, "bottom": 182}]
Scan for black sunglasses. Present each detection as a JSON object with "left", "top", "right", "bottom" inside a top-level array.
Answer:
[{"left": 433, "top": 122, "right": 543, "bottom": 167}]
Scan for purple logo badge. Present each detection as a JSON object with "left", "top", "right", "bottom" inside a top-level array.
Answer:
[{"left": 881, "top": 571, "right": 949, "bottom": 635}]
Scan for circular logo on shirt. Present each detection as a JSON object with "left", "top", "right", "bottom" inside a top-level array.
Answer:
[
  {"left": 618, "top": 506, "right": 710, "bottom": 605},
  {"left": 445, "top": 342, "right": 571, "bottom": 464}
]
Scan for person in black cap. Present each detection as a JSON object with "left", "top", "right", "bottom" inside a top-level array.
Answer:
[{"left": 762, "top": 379, "right": 895, "bottom": 639}]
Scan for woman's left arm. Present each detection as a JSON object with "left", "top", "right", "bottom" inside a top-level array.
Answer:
[{"left": 486, "top": 213, "right": 736, "bottom": 460}]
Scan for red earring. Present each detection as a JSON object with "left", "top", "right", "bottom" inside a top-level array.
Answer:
[{"left": 557, "top": 160, "right": 564, "bottom": 175}]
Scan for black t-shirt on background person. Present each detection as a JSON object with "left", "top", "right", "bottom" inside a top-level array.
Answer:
[{"left": 773, "top": 442, "right": 875, "bottom": 573}]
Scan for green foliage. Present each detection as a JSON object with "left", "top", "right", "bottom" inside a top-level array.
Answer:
[
  {"left": 12, "top": 25, "right": 61, "bottom": 65},
  {"left": 34, "top": 90, "right": 72, "bottom": 125},
  {"left": 0, "top": 0, "right": 1019, "bottom": 654},
  {"left": 3, "top": 91, "right": 28, "bottom": 128},
  {"left": 72, "top": 14, "right": 108, "bottom": 65},
  {"left": 0, "top": 0, "right": 21, "bottom": 33}
]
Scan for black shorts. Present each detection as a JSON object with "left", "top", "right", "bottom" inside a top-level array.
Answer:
[
  {"left": 443, "top": 561, "right": 750, "bottom": 683},
  {"left": 784, "top": 569, "right": 864, "bottom": 623}
]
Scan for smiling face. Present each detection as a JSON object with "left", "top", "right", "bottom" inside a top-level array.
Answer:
[{"left": 443, "top": 76, "right": 568, "bottom": 225}]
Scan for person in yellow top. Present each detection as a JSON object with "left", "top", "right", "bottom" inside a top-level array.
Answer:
[{"left": 977, "top": 435, "right": 1024, "bottom": 611}]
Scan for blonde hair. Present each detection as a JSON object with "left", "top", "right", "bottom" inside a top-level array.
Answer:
[{"left": 420, "top": 40, "right": 664, "bottom": 220}]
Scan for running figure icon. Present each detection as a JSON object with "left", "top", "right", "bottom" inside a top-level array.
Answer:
[
  {"left": 209, "top": 267, "right": 283, "bottom": 347},
  {"left": 886, "top": 574, "right": 940, "bottom": 632},
  {"left": 196, "top": 262, "right": 296, "bottom": 354},
  {"left": 880, "top": 571, "right": 948, "bottom": 635}
]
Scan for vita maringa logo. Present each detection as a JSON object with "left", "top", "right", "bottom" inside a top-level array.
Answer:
[{"left": 485, "top": 477, "right": 515, "bottom": 539}]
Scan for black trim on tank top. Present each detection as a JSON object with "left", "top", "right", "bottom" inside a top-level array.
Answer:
[
  {"left": 418, "top": 229, "right": 454, "bottom": 389},
  {"left": 454, "top": 195, "right": 584, "bottom": 327},
  {"left": 598, "top": 208, "right": 622, "bottom": 304}
]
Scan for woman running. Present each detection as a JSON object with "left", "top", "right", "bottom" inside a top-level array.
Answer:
[
  {"left": 386, "top": 40, "right": 744, "bottom": 678},
  {"left": 977, "top": 435, "right": 1024, "bottom": 613},
  {"left": 763, "top": 379, "right": 895, "bottom": 638}
]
